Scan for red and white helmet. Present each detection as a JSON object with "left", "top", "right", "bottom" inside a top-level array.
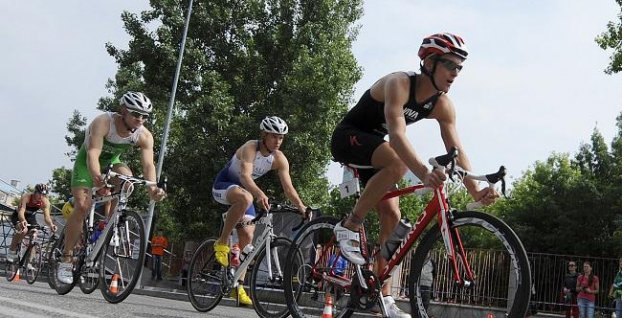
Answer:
[
  {"left": 119, "top": 91, "right": 153, "bottom": 114},
  {"left": 418, "top": 33, "right": 468, "bottom": 60}
]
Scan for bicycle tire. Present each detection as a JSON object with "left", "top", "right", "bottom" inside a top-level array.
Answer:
[
  {"left": 187, "top": 238, "right": 225, "bottom": 312},
  {"left": 284, "top": 216, "right": 354, "bottom": 318},
  {"left": 45, "top": 237, "right": 58, "bottom": 290},
  {"left": 408, "top": 210, "right": 531, "bottom": 318},
  {"left": 50, "top": 230, "right": 78, "bottom": 295},
  {"left": 5, "top": 246, "right": 19, "bottom": 282},
  {"left": 79, "top": 220, "right": 100, "bottom": 294},
  {"left": 25, "top": 242, "right": 43, "bottom": 284},
  {"left": 250, "top": 237, "right": 299, "bottom": 318},
  {"left": 99, "top": 210, "right": 146, "bottom": 304}
]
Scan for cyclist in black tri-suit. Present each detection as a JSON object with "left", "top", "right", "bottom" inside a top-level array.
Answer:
[
  {"left": 330, "top": 33, "right": 499, "bottom": 318},
  {"left": 7, "top": 183, "right": 57, "bottom": 262}
]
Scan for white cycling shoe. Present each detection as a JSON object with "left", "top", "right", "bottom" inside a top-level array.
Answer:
[
  {"left": 57, "top": 262, "right": 74, "bottom": 284},
  {"left": 384, "top": 296, "right": 411, "bottom": 318},
  {"left": 333, "top": 221, "right": 365, "bottom": 265}
]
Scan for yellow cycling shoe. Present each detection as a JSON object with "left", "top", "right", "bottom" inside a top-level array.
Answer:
[
  {"left": 213, "top": 241, "right": 230, "bottom": 267},
  {"left": 230, "top": 286, "right": 253, "bottom": 306}
]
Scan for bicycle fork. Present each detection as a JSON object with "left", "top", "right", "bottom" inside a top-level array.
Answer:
[{"left": 439, "top": 210, "right": 475, "bottom": 288}]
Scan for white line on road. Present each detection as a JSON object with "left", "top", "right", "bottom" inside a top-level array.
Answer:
[{"left": 0, "top": 296, "right": 99, "bottom": 318}]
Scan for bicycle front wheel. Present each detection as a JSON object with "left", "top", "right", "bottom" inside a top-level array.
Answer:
[
  {"left": 25, "top": 242, "right": 43, "bottom": 284},
  {"left": 99, "top": 210, "right": 146, "bottom": 304},
  {"left": 5, "top": 249, "right": 19, "bottom": 282},
  {"left": 49, "top": 230, "right": 78, "bottom": 295},
  {"left": 409, "top": 211, "right": 531, "bottom": 318},
  {"left": 251, "top": 237, "right": 301, "bottom": 318},
  {"left": 187, "top": 238, "right": 225, "bottom": 312},
  {"left": 284, "top": 216, "right": 354, "bottom": 318}
]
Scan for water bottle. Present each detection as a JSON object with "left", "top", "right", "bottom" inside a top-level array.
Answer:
[
  {"left": 380, "top": 219, "right": 412, "bottom": 260},
  {"left": 240, "top": 244, "right": 254, "bottom": 262},
  {"left": 231, "top": 243, "right": 241, "bottom": 267},
  {"left": 90, "top": 228, "right": 102, "bottom": 243}
]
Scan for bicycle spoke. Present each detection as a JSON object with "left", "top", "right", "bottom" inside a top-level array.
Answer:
[
  {"left": 187, "top": 238, "right": 225, "bottom": 312},
  {"left": 409, "top": 211, "right": 531, "bottom": 318},
  {"left": 284, "top": 217, "right": 355, "bottom": 318},
  {"left": 99, "top": 210, "right": 146, "bottom": 304}
]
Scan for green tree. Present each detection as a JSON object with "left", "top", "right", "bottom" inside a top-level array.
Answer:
[
  {"left": 496, "top": 128, "right": 622, "bottom": 256},
  {"left": 103, "top": 0, "right": 363, "bottom": 239},
  {"left": 595, "top": 0, "right": 622, "bottom": 74}
]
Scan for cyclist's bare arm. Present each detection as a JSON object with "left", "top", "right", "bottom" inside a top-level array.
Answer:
[
  {"left": 273, "top": 153, "right": 307, "bottom": 213},
  {"left": 41, "top": 196, "right": 57, "bottom": 232},
  {"left": 86, "top": 115, "right": 110, "bottom": 188},
  {"left": 136, "top": 129, "right": 165, "bottom": 201},
  {"left": 384, "top": 73, "right": 436, "bottom": 185},
  {"left": 16, "top": 193, "right": 30, "bottom": 232},
  {"left": 238, "top": 141, "right": 269, "bottom": 211}
]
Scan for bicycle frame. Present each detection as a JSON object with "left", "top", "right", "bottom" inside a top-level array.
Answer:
[
  {"left": 84, "top": 171, "right": 155, "bottom": 266},
  {"left": 227, "top": 212, "right": 281, "bottom": 287},
  {"left": 377, "top": 183, "right": 473, "bottom": 287}
]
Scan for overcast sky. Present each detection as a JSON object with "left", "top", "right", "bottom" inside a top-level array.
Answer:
[{"left": 2, "top": 0, "right": 622, "bottom": 191}]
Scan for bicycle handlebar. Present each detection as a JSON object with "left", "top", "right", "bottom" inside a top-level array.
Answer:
[
  {"left": 429, "top": 147, "right": 507, "bottom": 198},
  {"left": 244, "top": 202, "right": 318, "bottom": 232},
  {"left": 93, "top": 165, "right": 167, "bottom": 194}
]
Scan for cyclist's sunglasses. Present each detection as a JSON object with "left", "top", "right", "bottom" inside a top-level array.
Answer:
[
  {"left": 129, "top": 111, "right": 149, "bottom": 120},
  {"left": 436, "top": 57, "right": 463, "bottom": 72}
]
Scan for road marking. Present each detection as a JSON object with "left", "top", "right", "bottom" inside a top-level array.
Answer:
[{"left": 0, "top": 296, "right": 98, "bottom": 318}]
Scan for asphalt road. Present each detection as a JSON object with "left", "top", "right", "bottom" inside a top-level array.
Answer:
[{"left": 0, "top": 279, "right": 260, "bottom": 318}]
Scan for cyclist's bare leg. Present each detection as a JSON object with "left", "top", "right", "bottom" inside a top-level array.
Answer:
[
  {"left": 107, "top": 163, "right": 133, "bottom": 218},
  {"left": 343, "top": 143, "right": 407, "bottom": 231},
  {"left": 217, "top": 187, "right": 253, "bottom": 245},
  {"left": 376, "top": 197, "right": 400, "bottom": 296},
  {"left": 62, "top": 187, "right": 92, "bottom": 262},
  {"left": 9, "top": 230, "right": 26, "bottom": 251},
  {"left": 236, "top": 223, "right": 255, "bottom": 279}
]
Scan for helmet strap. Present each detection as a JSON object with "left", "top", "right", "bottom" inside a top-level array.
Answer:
[
  {"left": 261, "top": 138, "right": 273, "bottom": 154},
  {"left": 420, "top": 58, "right": 443, "bottom": 92},
  {"left": 121, "top": 114, "right": 137, "bottom": 133}
]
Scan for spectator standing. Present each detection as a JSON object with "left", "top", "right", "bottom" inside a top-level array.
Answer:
[
  {"left": 151, "top": 229, "right": 168, "bottom": 280},
  {"left": 420, "top": 256, "right": 437, "bottom": 310},
  {"left": 576, "top": 261, "right": 599, "bottom": 318},
  {"left": 609, "top": 257, "right": 622, "bottom": 318},
  {"left": 563, "top": 261, "right": 580, "bottom": 318}
]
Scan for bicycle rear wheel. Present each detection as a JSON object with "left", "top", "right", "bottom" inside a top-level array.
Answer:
[
  {"left": 409, "top": 211, "right": 531, "bottom": 318},
  {"left": 25, "top": 242, "right": 43, "bottom": 284},
  {"left": 187, "top": 238, "right": 225, "bottom": 312},
  {"left": 99, "top": 210, "right": 146, "bottom": 304},
  {"left": 284, "top": 217, "right": 355, "bottom": 318},
  {"left": 251, "top": 237, "right": 300, "bottom": 318}
]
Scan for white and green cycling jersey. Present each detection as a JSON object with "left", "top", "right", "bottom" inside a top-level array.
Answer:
[{"left": 71, "top": 112, "right": 143, "bottom": 188}]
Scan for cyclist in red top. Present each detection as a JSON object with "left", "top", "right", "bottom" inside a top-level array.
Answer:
[
  {"left": 330, "top": 33, "right": 498, "bottom": 318},
  {"left": 7, "top": 183, "right": 57, "bottom": 262}
]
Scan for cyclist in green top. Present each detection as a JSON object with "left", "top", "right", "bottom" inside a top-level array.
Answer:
[{"left": 57, "top": 91, "right": 167, "bottom": 284}]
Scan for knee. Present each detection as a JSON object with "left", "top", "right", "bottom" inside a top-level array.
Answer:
[
  {"left": 73, "top": 199, "right": 91, "bottom": 216},
  {"left": 240, "top": 190, "right": 253, "bottom": 206},
  {"left": 385, "top": 161, "right": 408, "bottom": 181}
]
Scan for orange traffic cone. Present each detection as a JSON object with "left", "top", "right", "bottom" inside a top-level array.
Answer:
[
  {"left": 109, "top": 274, "right": 120, "bottom": 294},
  {"left": 486, "top": 312, "right": 495, "bottom": 318},
  {"left": 322, "top": 292, "right": 333, "bottom": 318},
  {"left": 12, "top": 269, "right": 20, "bottom": 283}
]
